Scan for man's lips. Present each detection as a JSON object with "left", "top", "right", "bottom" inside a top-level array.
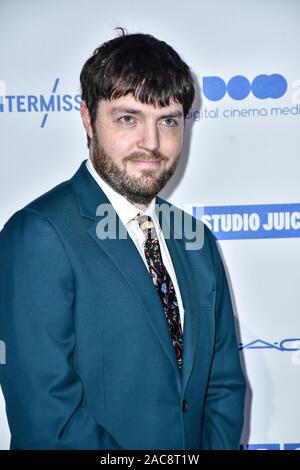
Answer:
[{"left": 129, "top": 159, "right": 162, "bottom": 165}]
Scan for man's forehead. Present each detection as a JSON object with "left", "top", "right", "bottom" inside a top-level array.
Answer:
[{"left": 98, "top": 94, "right": 183, "bottom": 115}]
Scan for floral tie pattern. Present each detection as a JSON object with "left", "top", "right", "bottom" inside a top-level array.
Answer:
[{"left": 134, "top": 214, "right": 183, "bottom": 370}]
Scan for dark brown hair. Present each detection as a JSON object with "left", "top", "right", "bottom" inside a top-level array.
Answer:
[{"left": 80, "top": 29, "right": 195, "bottom": 146}]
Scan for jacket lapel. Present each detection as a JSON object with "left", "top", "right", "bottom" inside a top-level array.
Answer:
[
  {"left": 71, "top": 161, "right": 182, "bottom": 391},
  {"left": 71, "top": 162, "right": 207, "bottom": 394},
  {"left": 164, "top": 238, "right": 200, "bottom": 395},
  {"left": 156, "top": 199, "right": 200, "bottom": 395}
]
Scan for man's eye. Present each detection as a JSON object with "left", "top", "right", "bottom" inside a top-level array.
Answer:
[
  {"left": 119, "top": 115, "right": 134, "bottom": 124},
  {"left": 162, "top": 118, "right": 177, "bottom": 127}
]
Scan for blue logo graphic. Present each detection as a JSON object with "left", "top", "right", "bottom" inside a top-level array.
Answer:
[
  {"left": 203, "top": 74, "right": 288, "bottom": 101},
  {"left": 242, "top": 443, "right": 300, "bottom": 450},
  {"left": 239, "top": 338, "right": 300, "bottom": 351},
  {"left": 193, "top": 203, "right": 300, "bottom": 240},
  {"left": 284, "top": 444, "right": 300, "bottom": 450},
  {"left": 244, "top": 444, "right": 281, "bottom": 450},
  {"left": 0, "top": 78, "right": 81, "bottom": 127}
]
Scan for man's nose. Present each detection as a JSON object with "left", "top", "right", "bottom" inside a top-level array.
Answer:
[{"left": 137, "top": 122, "right": 160, "bottom": 153}]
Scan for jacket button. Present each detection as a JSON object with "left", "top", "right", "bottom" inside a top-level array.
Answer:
[{"left": 182, "top": 400, "right": 188, "bottom": 412}]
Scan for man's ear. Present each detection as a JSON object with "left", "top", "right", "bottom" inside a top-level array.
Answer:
[{"left": 80, "top": 101, "right": 93, "bottom": 140}]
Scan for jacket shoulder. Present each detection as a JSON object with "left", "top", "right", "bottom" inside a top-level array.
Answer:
[{"left": 2, "top": 175, "right": 77, "bottom": 232}]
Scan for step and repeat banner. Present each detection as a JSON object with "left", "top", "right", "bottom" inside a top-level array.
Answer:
[{"left": 1, "top": 0, "right": 299, "bottom": 450}]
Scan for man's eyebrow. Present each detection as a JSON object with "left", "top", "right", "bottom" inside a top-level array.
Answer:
[
  {"left": 109, "top": 107, "right": 183, "bottom": 119},
  {"left": 110, "top": 107, "right": 143, "bottom": 116},
  {"left": 159, "top": 111, "right": 183, "bottom": 119}
]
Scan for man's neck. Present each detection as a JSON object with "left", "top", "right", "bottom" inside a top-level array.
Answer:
[{"left": 125, "top": 198, "right": 150, "bottom": 213}]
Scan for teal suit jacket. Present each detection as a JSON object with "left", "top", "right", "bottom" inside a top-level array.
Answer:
[{"left": 0, "top": 160, "right": 246, "bottom": 450}]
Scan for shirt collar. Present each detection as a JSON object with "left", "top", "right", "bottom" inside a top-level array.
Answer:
[{"left": 86, "top": 158, "right": 157, "bottom": 226}]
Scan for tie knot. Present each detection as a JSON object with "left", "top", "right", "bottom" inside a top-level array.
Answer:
[{"left": 134, "top": 214, "right": 157, "bottom": 240}]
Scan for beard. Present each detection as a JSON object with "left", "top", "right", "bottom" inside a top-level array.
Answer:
[{"left": 91, "top": 132, "right": 180, "bottom": 206}]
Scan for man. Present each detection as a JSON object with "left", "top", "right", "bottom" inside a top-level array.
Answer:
[{"left": 0, "top": 31, "right": 246, "bottom": 450}]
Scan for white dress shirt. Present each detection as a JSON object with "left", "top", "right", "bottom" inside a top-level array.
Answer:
[{"left": 86, "top": 158, "right": 185, "bottom": 330}]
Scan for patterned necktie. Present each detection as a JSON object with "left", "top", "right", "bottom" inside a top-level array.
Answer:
[{"left": 134, "top": 214, "right": 183, "bottom": 370}]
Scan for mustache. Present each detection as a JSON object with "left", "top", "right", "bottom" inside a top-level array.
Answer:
[{"left": 123, "top": 151, "right": 167, "bottom": 163}]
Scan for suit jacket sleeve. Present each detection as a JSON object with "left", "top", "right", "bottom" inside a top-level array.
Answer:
[
  {"left": 0, "top": 208, "right": 123, "bottom": 450},
  {"left": 201, "top": 228, "right": 246, "bottom": 450}
]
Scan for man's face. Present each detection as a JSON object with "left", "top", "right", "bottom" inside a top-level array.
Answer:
[{"left": 81, "top": 94, "right": 184, "bottom": 206}]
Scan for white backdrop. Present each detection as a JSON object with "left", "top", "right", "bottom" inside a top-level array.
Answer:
[{"left": 1, "top": 0, "right": 300, "bottom": 450}]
